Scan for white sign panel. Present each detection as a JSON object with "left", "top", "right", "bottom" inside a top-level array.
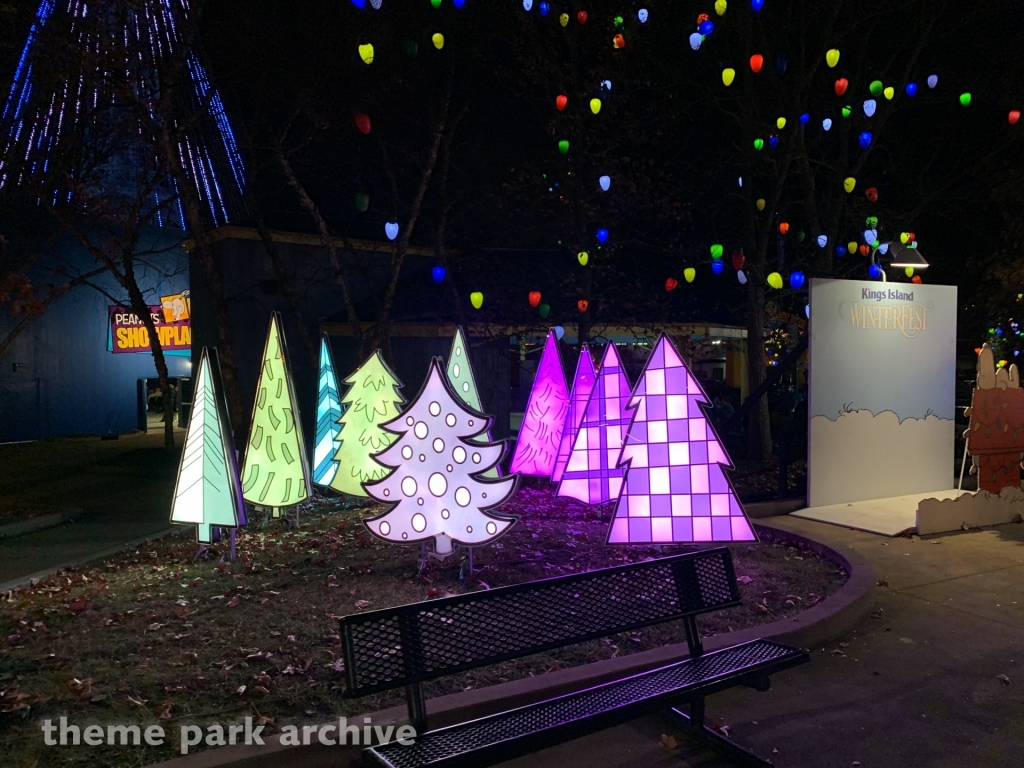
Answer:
[{"left": 808, "top": 278, "right": 957, "bottom": 507}]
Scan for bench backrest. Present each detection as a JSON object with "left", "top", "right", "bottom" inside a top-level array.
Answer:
[{"left": 340, "top": 547, "right": 741, "bottom": 697}]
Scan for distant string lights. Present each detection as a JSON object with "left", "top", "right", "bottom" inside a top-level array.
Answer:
[{"left": 0, "top": 0, "right": 246, "bottom": 228}]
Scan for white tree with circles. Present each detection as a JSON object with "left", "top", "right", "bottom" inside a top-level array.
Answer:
[{"left": 363, "top": 358, "right": 518, "bottom": 556}]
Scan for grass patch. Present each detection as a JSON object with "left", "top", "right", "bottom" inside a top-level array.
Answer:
[{"left": 0, "top": 486, "right": 846, "bottom": 766}]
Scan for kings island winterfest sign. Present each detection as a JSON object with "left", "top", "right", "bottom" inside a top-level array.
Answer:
[
  {"left": 808, "top": 278, "right": 957, "bottom": 508},
  {"left": 840, "top": 286, "right": 930, "bottom": 337},
  {"left": 108, "top": 291, "right": 191, "bottom": 355}
]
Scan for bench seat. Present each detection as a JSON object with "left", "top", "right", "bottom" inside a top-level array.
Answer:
[{"left": 369, "top": 638, "right": 809, "bottom": 768}]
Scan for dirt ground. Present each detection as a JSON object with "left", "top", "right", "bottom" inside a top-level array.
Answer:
[{"left": 0, "top": 486, "right": 846, "bottom": 767}]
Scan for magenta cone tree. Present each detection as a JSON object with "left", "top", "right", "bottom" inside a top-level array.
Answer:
[
  {"left": 557, "top": 343, "right": 632, "bottom": 505},
  {"left": 551, "top": 345, "right": 596, "bottom": 483},
  {"left": 608, "top": 335, "right": 756, "bottom": 544},
  {"left": 510, "top": 331, "right": 569, "bottom": 476}
]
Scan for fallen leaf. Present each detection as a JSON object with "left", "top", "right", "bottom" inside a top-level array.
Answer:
[
  {"left": 226, "top": 595, "right": 242, "bottom": 608},
  {"left": 68, "top": 596, "right": 92, "bottom": 613},
  {"left": 157, "top": 700, "right": 175, "bottom": 720},
  {"left": 997, "top": 674, "right": 1011, "bottom": 685},
  {"left": 0, "top": 687, "right": 30, "bottom": 713},
  {"left": 659, "top": 733, "right": 678, "bottom": 751}
]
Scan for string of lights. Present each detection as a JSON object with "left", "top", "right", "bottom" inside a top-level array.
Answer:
[{"left": 0, "top": 0, "right": 246, "bottom": 228}]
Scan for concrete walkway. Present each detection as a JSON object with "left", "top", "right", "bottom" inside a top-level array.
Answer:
[
  {"left": 506, "top": 516, "right": 1024, "bottom": 768},
  {"left": 0, "top": 430, "right": 182, "bottom": 587}
]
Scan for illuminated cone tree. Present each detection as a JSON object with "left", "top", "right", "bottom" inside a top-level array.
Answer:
[
  {"left": 447, "top": 326, "right": 499, "bottom": 478},
  {"left": 510, "top": 330, "right": 569, "bottom": 476},
  {"left": 170, "top": 348, "right": 246, "bottom": 544},
  {"left": 329, "top": 350, "right": 406, "bottom": 496},
  {"left": 557, "top": 343, "right": 632, "bottom": 504},
  {"left": 551, "top": 345, "right": 596, "bottom": 483},
  {"left": 241, "top": 313, "right": 311, "bottom": 516},
  {"left": 608, "top": 335, "right": 756, "bottom": 544},
  {"left": 364, "top": 358, "right": 517, "bottom": 557},
  {"left": 312, "top": 335, "right": 344, "bottom": 487}
]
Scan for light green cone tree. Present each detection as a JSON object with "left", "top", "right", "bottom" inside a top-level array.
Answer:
[
  {"left": 241, "top": 313, "right": 312, "bottom": 517},
  {"left": 170, "top": 348, "right": 246, "bottom": 544},
  {"left": 329, "top": 349, "right": 406, "bottom": 496},
  {"left": 447, "top": 327, "right": 499, "bottom": 478}
]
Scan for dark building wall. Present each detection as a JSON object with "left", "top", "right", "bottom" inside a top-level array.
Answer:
[
  {"left": 190, "top": 231, "right": 511, "bottom": 459},
  {"left": 0, "top": 228, "right": 191, "bottom": 441}
]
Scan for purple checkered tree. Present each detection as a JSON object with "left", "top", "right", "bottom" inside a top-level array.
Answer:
[
  {"left": 551, "top": 345, "right": 596, "bottom": 483},
  {"left": 557, "top": 343, "right": 632, "bottom": 505},
  {"left": 607, "top": 335, "right": 756, "bottom": 544}
]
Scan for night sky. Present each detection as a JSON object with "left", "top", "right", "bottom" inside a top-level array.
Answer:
[{"left": 2, "top": 0, "right": 1023, "bottom": 345}]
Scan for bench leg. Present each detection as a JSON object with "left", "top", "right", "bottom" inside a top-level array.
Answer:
[
  {"left": 406, "top": 683, "right": 428, "bottom": 732},
  {"left": 666, "top": 700, "right": 773, "bottom": 768}
]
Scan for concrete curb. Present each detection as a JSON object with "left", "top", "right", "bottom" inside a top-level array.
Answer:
[
  {"left": 0, "top": 528, "right": 176, "bottom": 593},
  {"left": 745, "top": 497, "right": 807, "bottom": 519},
  {"left": 0, "top": 508, "right": 84, "bottom": 539},
  {"left": 147, "top": 518, "right": 876, "bottom": 768}
]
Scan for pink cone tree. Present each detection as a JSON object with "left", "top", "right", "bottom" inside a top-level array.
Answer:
[{"left": 510, "top": 331, "right": 569, "bottom": 476}]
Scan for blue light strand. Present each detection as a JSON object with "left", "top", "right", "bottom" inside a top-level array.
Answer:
[{"left": 0, "top": 0, "right": 247, "bottom": 228}]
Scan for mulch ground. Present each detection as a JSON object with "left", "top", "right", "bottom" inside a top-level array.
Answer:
[{"left": 0, "top": 485, "right": 846, "bottom": 767}]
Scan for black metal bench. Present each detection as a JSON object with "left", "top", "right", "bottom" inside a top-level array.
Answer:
[{"left": 340, "top": 548, "right": 809, "bottom": 767}]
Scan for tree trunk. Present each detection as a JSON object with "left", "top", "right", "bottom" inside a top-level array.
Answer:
[
  {"left": 123, "top": 277, "right": 176, "bottom": 448},
  {"left": 104, "top": 292, "right": 176, "bottom": 448},
  {"left": 376, "top": 99, "right": 453, "bottom": 354},
  {"left": 276, "top": 152, "right": 366, "bottom": 359},
  {"left": 149, "top": 75, "right": 246, "bottom": 439},
  {"left": 181, "top": 213, "right": 246, "bottom": 438},
  {"left": 744, "top": 276, "right": 772, "bottom": 461},
  {"left": 253, "top": 212, "right": 318, "bottom": 369}
]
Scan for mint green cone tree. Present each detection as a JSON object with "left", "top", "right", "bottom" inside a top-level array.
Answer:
[
  {"left": 241, "top": 313, "right": 312, "bottom": 517},
  {"left": 170, "top": 347, "right": 246, "bottom": 545},
  {"left": 447, "top": 327, "right": 499, "bottom": 479},
  {"left": 329, "top": 349, "right": 406, "bottom": 496}
]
